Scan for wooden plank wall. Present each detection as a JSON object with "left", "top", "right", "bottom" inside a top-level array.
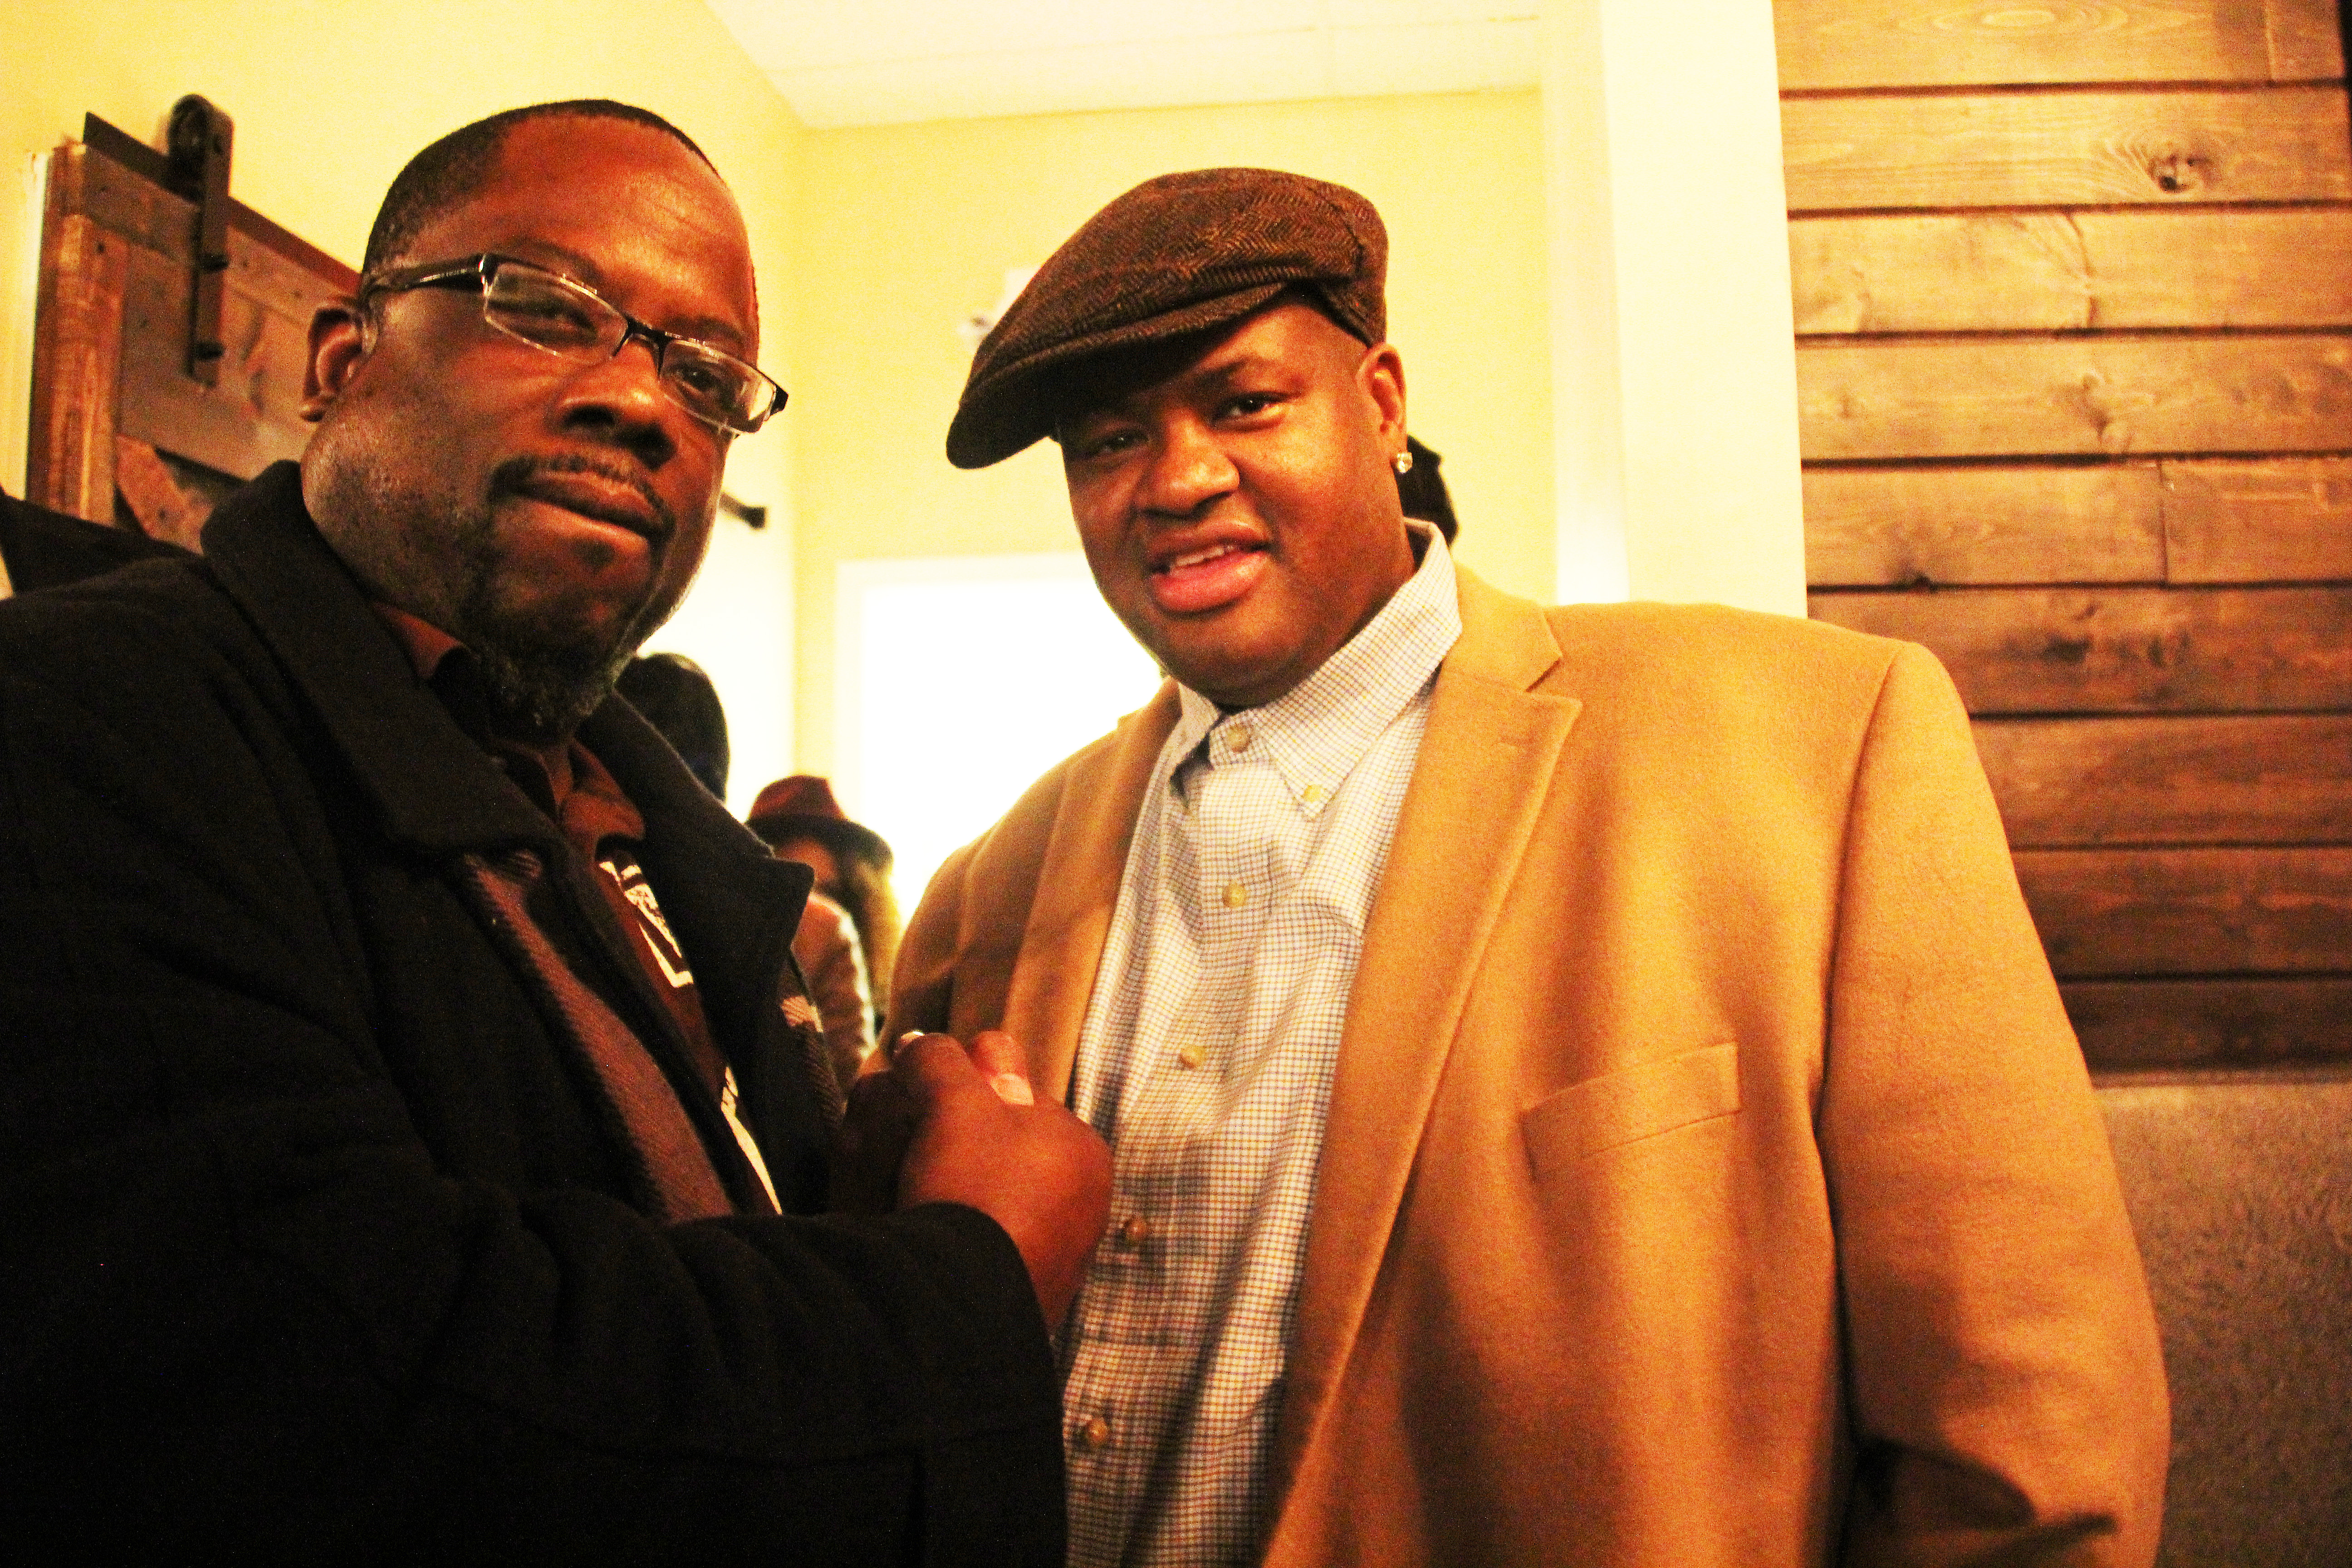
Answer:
[{"left": 1779, "top": 0, "right": 2352, "bottom": 1073}]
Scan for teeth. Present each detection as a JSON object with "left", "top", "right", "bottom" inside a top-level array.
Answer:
[{"left": 1166, "top": 543, "right": 1236, "bottom": 571}]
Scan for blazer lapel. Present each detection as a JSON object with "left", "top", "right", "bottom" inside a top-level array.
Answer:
[
  {"left": 1003, "top": 684, "right": 1181, "bottom": 1100},
  {"left": 1270, "top": 568, "right": 1582, "bottom": 1496}
]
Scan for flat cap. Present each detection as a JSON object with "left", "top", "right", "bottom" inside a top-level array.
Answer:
[{"left": 947, "top": 167, "right": 1387, "bottom": 469}]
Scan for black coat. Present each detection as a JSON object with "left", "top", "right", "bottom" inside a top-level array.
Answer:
[{"left": 0, "top": 465, "right": 1063, "bottom": 1564}]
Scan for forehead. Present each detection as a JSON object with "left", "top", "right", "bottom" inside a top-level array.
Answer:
[
  {"left": 402, "top": 118, "right": 758, "bottom": 348},
  {"left": 1051, "top": 301, "right": 1360, "bottom": 428}
]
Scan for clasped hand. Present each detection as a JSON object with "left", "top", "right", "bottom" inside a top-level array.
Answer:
[{"left": 831, "top": 1029, "right": 1111, "bottom": 1328}]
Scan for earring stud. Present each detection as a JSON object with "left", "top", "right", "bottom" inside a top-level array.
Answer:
[{"left": 1393, "top": 449, "right": 1414, "bottom": 476}]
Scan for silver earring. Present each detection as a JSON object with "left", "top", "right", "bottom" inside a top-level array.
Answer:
[{"left": 1393, "top": 449, "right": 1414, "bottom": 476}]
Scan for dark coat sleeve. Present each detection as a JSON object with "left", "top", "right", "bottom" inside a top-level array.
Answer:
[{"left": 0, "top": 578, "right": 1064, "bottom": 1566}]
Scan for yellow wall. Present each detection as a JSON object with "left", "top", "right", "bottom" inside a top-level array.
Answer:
[
  {"left": 0, "top": 0, "right": 807, "bottom": 808},
  {"left": 784, "top": 90, "right": 1551, "bottom": 775},
  {"left": 1, "top": 12, "right": 1553, "bottom": 794}
]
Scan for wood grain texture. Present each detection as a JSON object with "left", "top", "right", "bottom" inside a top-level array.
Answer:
[
  {"left": 1790, "top": 208, "right": 2352, "bottom": 333},
  {"left": 1975, "top": 713, "right": 2352, "bottom": 844},
  {"left": 114, "top": 243, "right": 314, "bottom": 481},
  {"left": 1803, "top": 458, "right": 2352, "bottom": 583},
  {"left": 25, "top": 191, "right": 127, "bottom": 524},
  {"left": 2068, "top": 976, "right": 2352, "bottom": 1068},
  {"left": 1804, "top": 463, "right": 2166, "bottom": 584},
  {"left": 112, "top": 437, "right": 211, "bottom": 552},
  {"left": 1774, "top": 0, "right": 2342, "bottom": 90},
  {"left": 1797, "top": 334, "right": 2352, "bottom": 460},
  {"left": 1810, "top": 585, "right": 2352, "bottom": 711},
  {"left": 1781, "top": 87, "right": 2350, "bottom": 210},
  {"left": 2017, "top": 845, "right": 2352, "bottom": 975},
  {"left": 2163, "top": 456, "right": 2352, "bottom": 579}
]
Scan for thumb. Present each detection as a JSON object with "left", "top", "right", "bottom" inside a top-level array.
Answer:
[
  {"left": 890, "top": 1031, "right": 983, "bottom": 1109},
  {"left": 968, "top": 1029, "right": 1035, "bottom": 1106}
]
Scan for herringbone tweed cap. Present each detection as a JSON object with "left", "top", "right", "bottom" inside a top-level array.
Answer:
[{"left": 946, "top": 167, "right": 1387, "bottom": 469}]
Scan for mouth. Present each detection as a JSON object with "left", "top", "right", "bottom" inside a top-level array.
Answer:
[
  {"left": 494, "top": 458, "right": 674, "bottom": 546},
  {"left": 1147, "top": 535, "right": 1269, "bottom": 615}
]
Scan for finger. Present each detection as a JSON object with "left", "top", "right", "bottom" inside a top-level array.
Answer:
[
  {"left": 968, "top": 1030, "right": 1036, "bottom": 1106},
  {"left": 890, "top": 1031, "right": 985, "bottom": 1108}
]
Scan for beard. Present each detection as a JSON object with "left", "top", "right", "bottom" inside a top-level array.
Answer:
[{"left": 447, "top": 454, "right": 681, "bottom": 745}]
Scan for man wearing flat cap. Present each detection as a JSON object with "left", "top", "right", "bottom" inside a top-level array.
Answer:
[{"left": 890, "top": 167, "right": 2168, "bottom": 1566}]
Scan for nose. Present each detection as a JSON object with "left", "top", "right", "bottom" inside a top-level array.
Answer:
[
  {"left": 550, "top": 335, "right": 681, "bottom": 468},
  {"left": 1136, "top": 416, "right": 1236, "bottom": 518}
]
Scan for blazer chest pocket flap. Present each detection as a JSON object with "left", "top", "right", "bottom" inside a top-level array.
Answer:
[{"left": 1522, "top": 1042, "right": 1740, "bottom": 1180}]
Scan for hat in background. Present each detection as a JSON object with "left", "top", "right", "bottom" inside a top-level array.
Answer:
[
  {"left": 746, "top": 775, "right": 892, "bottom": 870},
  {"left": 947, "top": 167, "right": 1388, "bottom": 470}
]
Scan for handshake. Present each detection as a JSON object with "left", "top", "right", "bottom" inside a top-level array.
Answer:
[{"left": 832, "top": 1030, "right": 1113, "bottom": 1328}]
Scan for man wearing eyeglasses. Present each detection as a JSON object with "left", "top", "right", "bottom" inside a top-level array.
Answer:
[{"left": 0, "top": 100, "right": 1107, "bottom": 1563}]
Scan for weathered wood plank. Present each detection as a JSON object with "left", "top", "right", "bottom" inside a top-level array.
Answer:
[
  {"left": 2266, "top": 0, "right": 2348, "bottom": 78},
  {"left": 2067, "top": 977, "right": 2352, "bottom": 1070},
  {"left": 26, "top": 149, "right": 126, "bottom": 523},
  {"left": 1791, "top": 208, "right": 2352, "bottom": 333},
  {"left": 1975, "top": 714, "right": 2352, "bottom": 844},
  {"left": 2163, "top": 456, "right": 2352, "bottom": 579},
  {"left": 2016, "top": 845, "right": 2352, "bottom": 975},
  {"left": 1781, "top": 87, "right": 2350, "bottom": 210},
  {"left": 114, "top": 242, "right": 314, "bottom": 482},
  {"left": 1797, "top": 334, "right": 2352, "bottom": 460},
  {"left": 1810, "top": 585, "right": 2352, "bottom": 711},
  {"left": 1803, "top": 463, "right": 2166, "bottom": 585},
  {"left": 1774, "top": 0, "right": 2341, "bottom": 90}
]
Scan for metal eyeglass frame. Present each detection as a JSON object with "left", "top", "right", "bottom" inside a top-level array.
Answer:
[{"left": 358, "top": 251, "right": 785, "bottom": 435}]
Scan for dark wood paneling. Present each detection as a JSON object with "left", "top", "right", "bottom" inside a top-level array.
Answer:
[
  {"left": 1776, "top": 0, "right": 2343, "bottom": 90},
  {"left": 1790, "top": 209, "right": 2352, "bottom": 334},
  {"left": 2017, "top": 845, "right": 2352, "bottom": 974},
  {"left": 1804, "top": 463, "right": 2166, "bottom": 585},
  {"left": 1782, "top": 87, "right": 2352, "bottom": 211},
  {"left": 1797, "top": 334, "right": 2352, "bottom": 461},
  {"left": 2068, "top": 976, "right": 2352, "bottom": 1069},
  {"left": 2164, "top": 456, "right": 2352, "bottom": 580},
  {"left": 1811, "top": 585, "right": 2352, "bottom": 711},
  {"left": 26, "top": 152, "right": 126, "bottom": 523},
  {"left": 1976, "top": 714, "right": 2352, "bottom": 844}
]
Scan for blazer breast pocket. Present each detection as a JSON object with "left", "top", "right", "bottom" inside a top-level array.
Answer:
[{"left": 1521, "top": 1042, "right": 1740, "bottom": 1182}]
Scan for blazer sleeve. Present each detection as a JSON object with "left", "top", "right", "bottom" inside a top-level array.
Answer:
[
  {"left": 1819, "top": 643, "right": 2169, "bottom": 1567},
  {"left": 0, "top": 592, "right": 1064, "bottom": 1565}
]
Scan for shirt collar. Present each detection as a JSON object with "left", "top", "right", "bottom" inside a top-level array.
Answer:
[{"left": 1166, "top": 521, "right": 1461, "bottom": 814}]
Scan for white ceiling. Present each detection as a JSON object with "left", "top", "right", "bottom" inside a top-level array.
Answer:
[{"left": 704, "top": 1, "right": 1541, "bottom": 128}]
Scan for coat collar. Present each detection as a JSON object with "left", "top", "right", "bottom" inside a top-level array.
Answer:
[{"left": 199, "top": 462, "right": 808, "bottom": 1008}]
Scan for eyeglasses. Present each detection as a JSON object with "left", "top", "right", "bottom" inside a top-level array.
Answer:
[{"left": 359, "top": 252, "right": 785, "bottom": 435}]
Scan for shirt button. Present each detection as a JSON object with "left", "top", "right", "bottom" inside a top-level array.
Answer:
[
  {"left": 1076, "top": 1415, "right": 1111, "bottom": 1450},
  {"left": 1177, "top": 1044, "right": 1206, "bottom": 1069},
  {"left": 1221, "top": 882, "right": 1247, "bottom": 909},
  {"left": 1118, "top": 1215, "right": 1151, "bottom": 1247},
  {"left": 1228, "top": 723, "right": 1254, "bottom": 752},
  {"left": 1300, "top": 783, "right": 1326, "bottom": 804}
]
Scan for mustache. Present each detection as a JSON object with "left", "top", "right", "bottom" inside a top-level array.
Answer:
[{"left": 487, "top": 454, "right": 678, "bottom": 542}]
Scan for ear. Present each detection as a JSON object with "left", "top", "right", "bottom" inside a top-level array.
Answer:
[
  {"left": 300, "top": 299, "right": 370, "bottom": 422},
  {"left": 1357, "top": 342, "right": 1407, "bottom": 446}
]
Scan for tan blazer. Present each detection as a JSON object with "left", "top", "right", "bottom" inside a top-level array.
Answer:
[{"left": 891, "top": 570, "right": 2168, "bottom": 1567}]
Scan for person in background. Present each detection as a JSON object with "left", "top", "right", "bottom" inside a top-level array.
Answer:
[
  {"left": 0, "top": 99, "right": 1107, "bottom": 1562},
  {"left": 749, "top": 774, "right": 902, "bottom": 1036},
  {"left": 618, "top": 657, "right": 876, "bottom": 1090},
  {"left": 1394, "top": 432, "right": 1455, "bottom": 543},
  {"left": 889, "top": 166, "right": 2168, "bottom": 1567},
  {"left": 613, "top": 649, "right": 730, "bottom": 797}
]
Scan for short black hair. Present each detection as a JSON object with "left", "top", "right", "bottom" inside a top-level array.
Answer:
[
  {"left": 616, "top": 652, "right": 730, "bottom": 798},
  {"left": 363, "top": 101, "right": 712, "bottom": 276}
]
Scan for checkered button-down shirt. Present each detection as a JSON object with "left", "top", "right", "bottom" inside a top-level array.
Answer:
[{"left": 1061, "top": 527, "right": 1462, "bottom": 1568}]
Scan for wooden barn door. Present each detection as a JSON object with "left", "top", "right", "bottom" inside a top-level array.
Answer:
[{"left": 1780, "top": 0, "right": 2352, "bottom": 1070}]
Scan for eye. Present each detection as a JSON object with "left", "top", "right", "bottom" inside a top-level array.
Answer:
[
  {"left": 1220, "top": 392, "right": 1283, "bottom": 421},
  {"left": 1071, "top": 426, "right": 1144, "bottom": 462}
]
